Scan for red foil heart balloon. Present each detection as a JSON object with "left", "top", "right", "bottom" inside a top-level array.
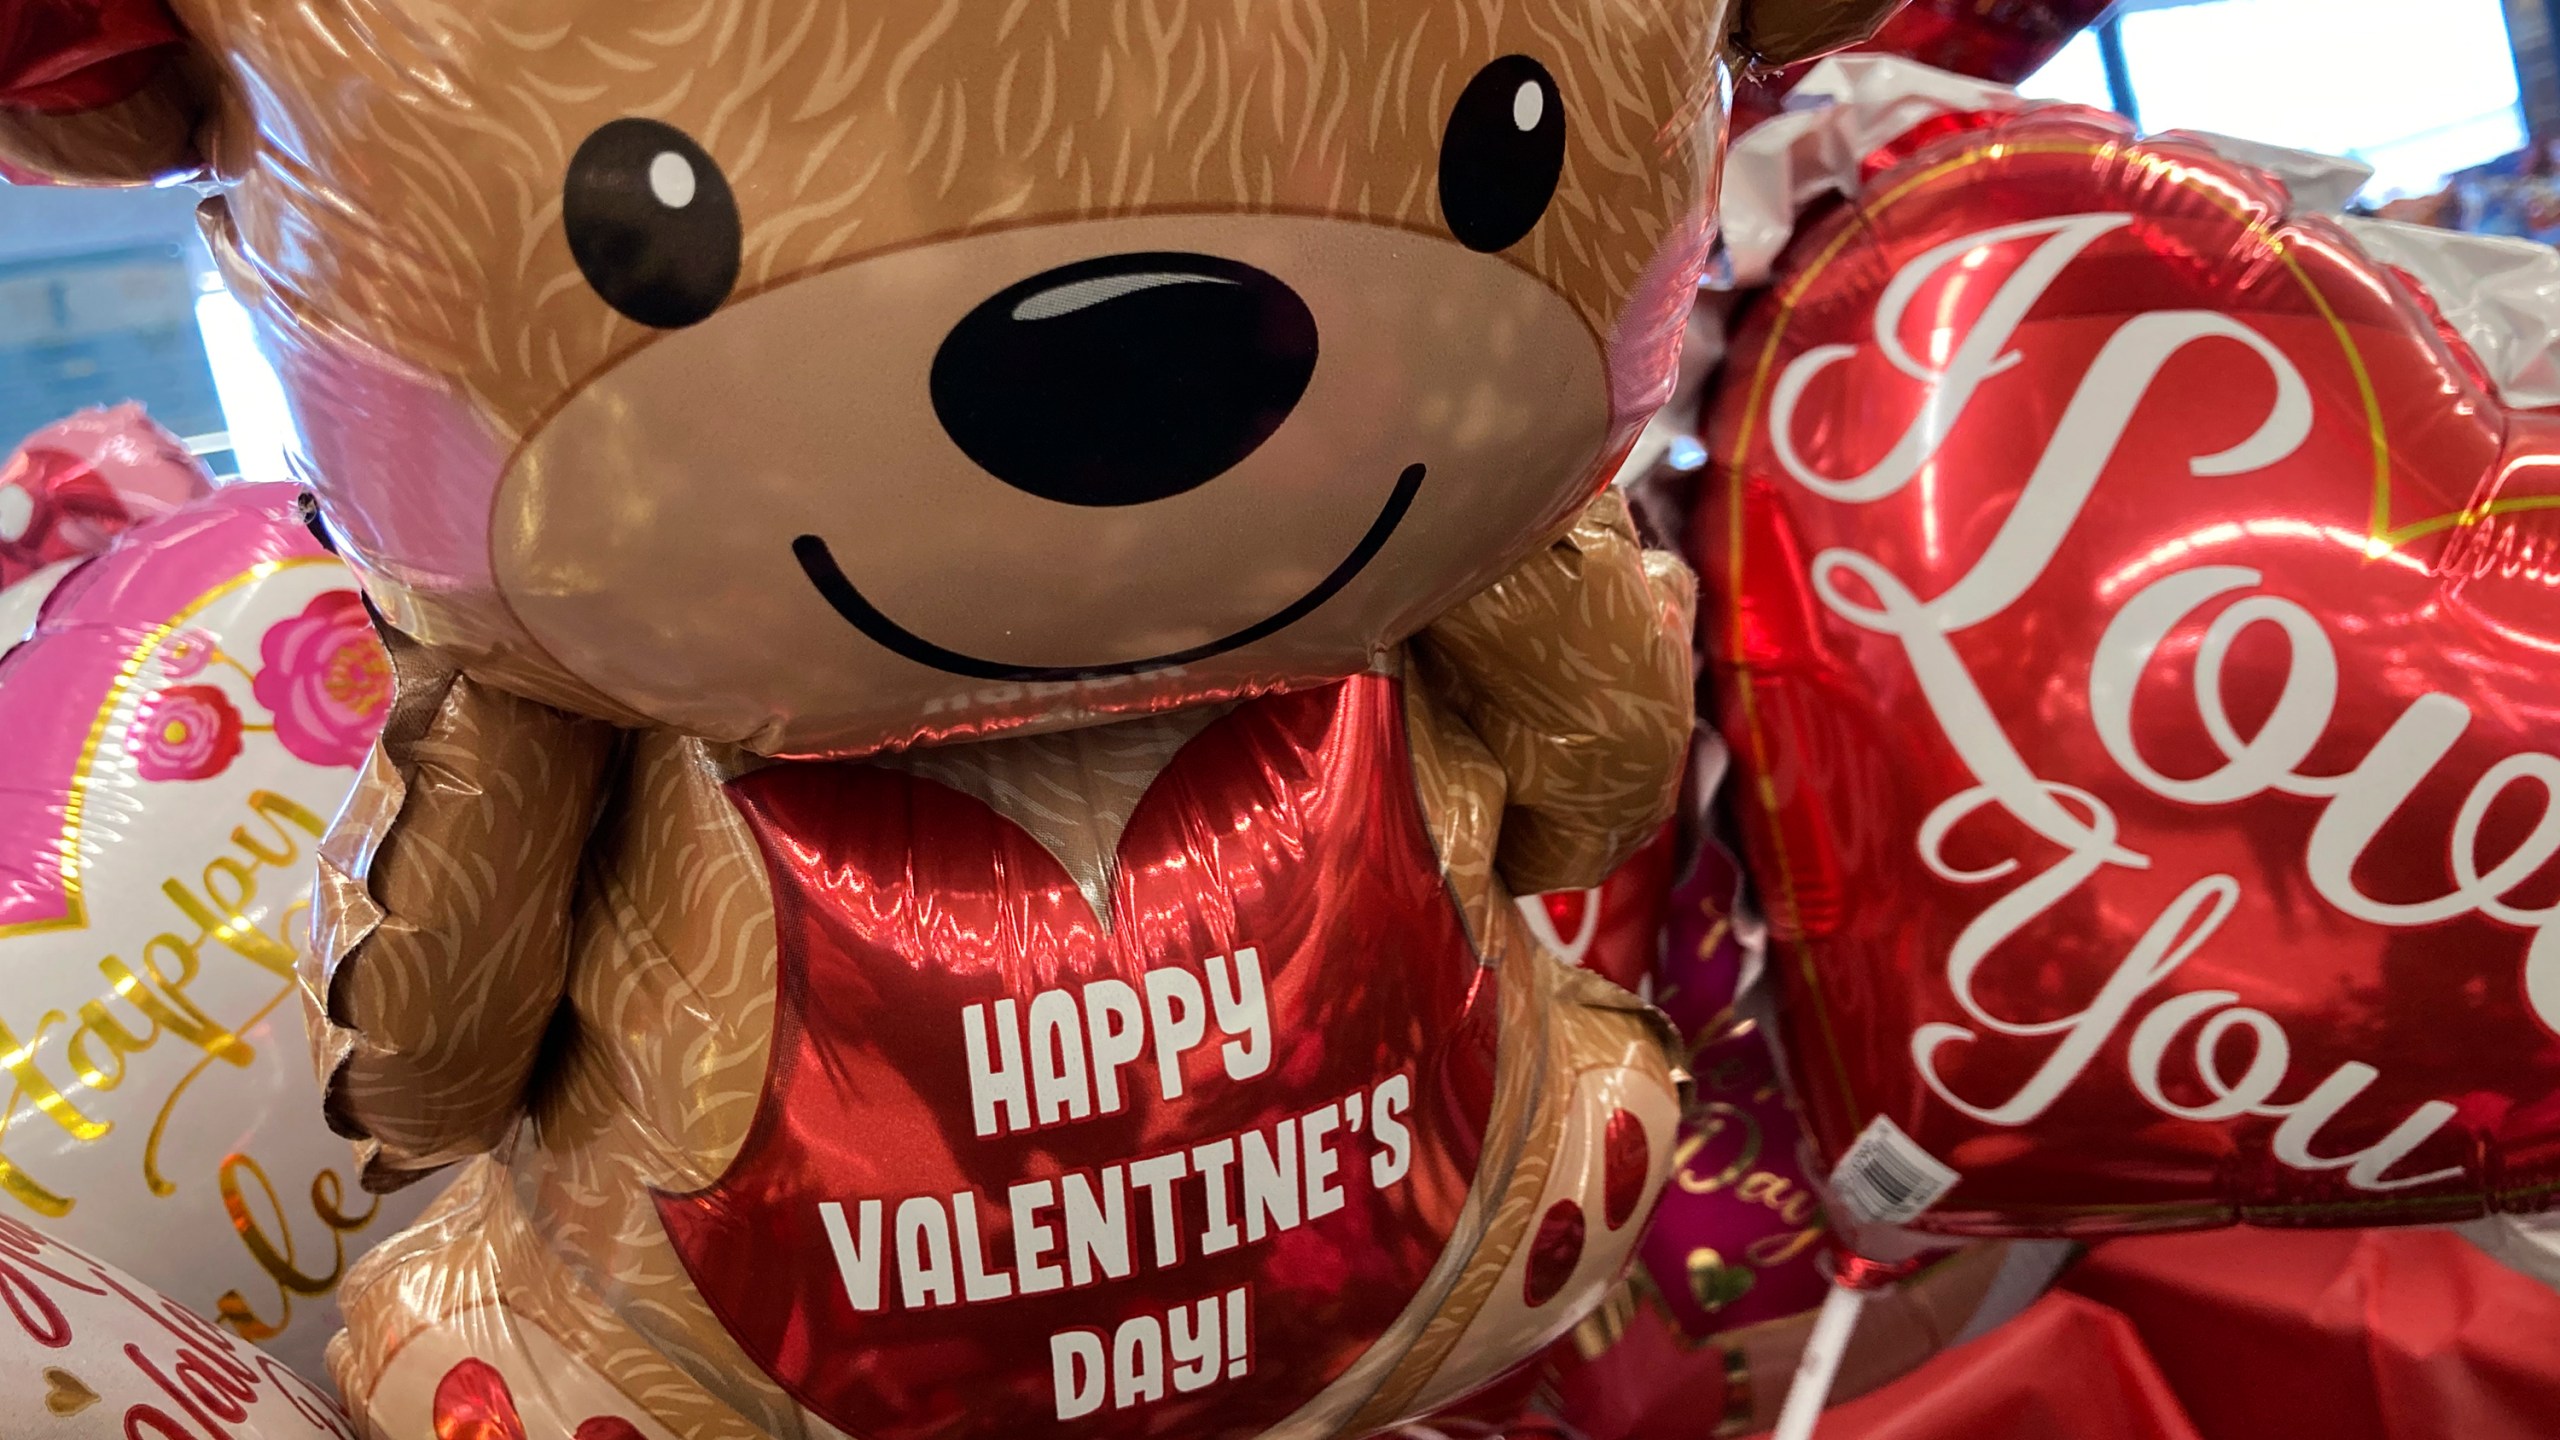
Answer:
[
  {"left": 1697, "top": 108, "right": 2560, "bottom": 1237},
  {"left": 0, "top": 0, "right": 183, "bottom": 113}
]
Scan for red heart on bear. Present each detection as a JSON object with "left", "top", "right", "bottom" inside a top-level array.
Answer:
[
  {"left": 656, "top": 676, "right": 1500, "bottom": 1440},
  {"left": 431, "top": 1359, "right": 647, "bottom": 1440},
  {"left": 1699, "top": 108, "right": 2560, "bottom": 1236}
]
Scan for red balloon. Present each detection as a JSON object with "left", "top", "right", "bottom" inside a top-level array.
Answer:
[
  {"left": 0, "top": 0, "right": 182, "bottom": 113},
  {"left": 0, "top": 404, "right": 213, "bottom": 591},
  {"left": 657, "top": 679, "right": 1503, "bottom": 1440},
  {"left": 1696, "top": 107, "right": 2560, "bottom": 1238}
]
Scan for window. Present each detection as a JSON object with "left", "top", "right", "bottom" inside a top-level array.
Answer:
[
  {"left": 0, "top": 181, "right": 297, "bottom": 483},
  {"left": 2023, "top": 0, "right": 2529, "bottom": 201},
  {"left": 2016, "top": 28, "right": 2116, "bottom": 113}
]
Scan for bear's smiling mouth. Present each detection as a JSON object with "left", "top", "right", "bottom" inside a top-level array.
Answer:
[{"left": 792, "top": 462, "right": 1426, "bottom": 683}]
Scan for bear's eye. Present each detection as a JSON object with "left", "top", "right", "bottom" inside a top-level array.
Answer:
[
  {"left": 1438, "top": 56, "right": 1566, "bottom": 254},
  {"left": 564, "top": 118, "right": 742, "bottom": 329}
]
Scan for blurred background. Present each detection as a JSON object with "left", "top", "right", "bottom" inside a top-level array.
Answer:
[
  {"left": 2017, "top": 0, "right": 2543, "bottom": 203},
  {"left": 0, "top": 177, "right": 292, "bottom": 486}
]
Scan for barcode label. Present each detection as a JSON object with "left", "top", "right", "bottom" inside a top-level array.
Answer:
[{"left": 1827, "top": 1116, "right": 1960, "bottom": 1225}]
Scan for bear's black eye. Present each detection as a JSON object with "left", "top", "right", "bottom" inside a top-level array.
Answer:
[
  {"left": 564, "top": 118, "right": 742, "bottom": 329},
  {"left": 1438, "top": 56, "right": 1565, "bottom": 254}
]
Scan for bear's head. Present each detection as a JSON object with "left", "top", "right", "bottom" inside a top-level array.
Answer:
[{"left": 3, "top": 0, "right": 1895, "bottom": 757}]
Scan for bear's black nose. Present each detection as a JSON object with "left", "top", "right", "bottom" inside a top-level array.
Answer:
[{"left": 930, "top": 252, "right": 1320, "bottom": 507}]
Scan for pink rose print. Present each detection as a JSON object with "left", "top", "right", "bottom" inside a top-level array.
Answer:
[
  {"left": 128, "top": 685, "right": 244, "bottom": 782},
  {"left": 252, "top": 590, "right": 390, "bottom": 769},
  {"left": 157, "top": 629, "right": 216, "bottom": 680}
]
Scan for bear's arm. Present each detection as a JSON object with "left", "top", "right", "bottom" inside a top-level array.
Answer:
[
  {"left": 302, "top": 620, "right": 616, "bottom": 1192},
  {"left": 1413, "top": 488, "right": 1696, "bottom": 896}
]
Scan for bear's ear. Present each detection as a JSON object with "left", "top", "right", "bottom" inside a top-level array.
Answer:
[
  {"left": 0, "top": 0, "right": 208, "bottom": 186},
  {"left": 1732, "top": 0, "right": 1905, "bottom": 67}
]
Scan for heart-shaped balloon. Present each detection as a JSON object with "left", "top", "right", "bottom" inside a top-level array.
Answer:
[
  {"left": 0, "top": 1212, "right": 356, "bottom": 1435},
  {"left": 0, "top": 483, "right": 427, "bottom": 1375},
  {"left": 1699, "top": 107, "right": 2560, "bottom": 1236}
]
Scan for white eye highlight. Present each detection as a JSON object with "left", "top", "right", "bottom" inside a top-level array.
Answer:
[
  {"left": 1513, "top": 81, "right": 1545, "bottom": 132},
  {"left": 649, "top": 151, "right": 698, "bottom": 209}
]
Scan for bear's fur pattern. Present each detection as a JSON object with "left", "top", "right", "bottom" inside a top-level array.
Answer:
[
  {"left": 164, "top": 0, "right": 1739, "bottom": 733},
  {"left": 193, "top": 0, "right": 1711, "bottom": 426},
  {"left": 309, "top": 494, "right": 1696, "bottom": 1439}
]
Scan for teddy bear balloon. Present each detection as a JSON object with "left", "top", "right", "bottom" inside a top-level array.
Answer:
[{"left": 3, "top": 2, "right": 1897, "bottom": 1436}]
